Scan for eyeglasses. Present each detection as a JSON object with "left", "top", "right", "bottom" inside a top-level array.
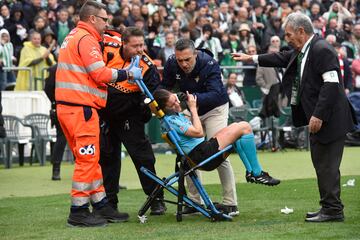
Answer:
[{"left": 94, "top": 15, "right": 109, "bottom": 23}]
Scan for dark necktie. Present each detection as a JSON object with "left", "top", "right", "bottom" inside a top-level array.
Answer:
[
  {"left": 290, "top": 52, "right": 304, "bottom": 105},
  {"left": 291, "top": 43, "right": 310, "bottom": 105}
]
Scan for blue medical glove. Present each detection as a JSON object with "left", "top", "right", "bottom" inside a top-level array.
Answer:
[
  {"left": 127, "top": 56, "right": 142, "bottom": 82},
  {"left": 128, "top": 66, "right": 142, "bottom": 80}
]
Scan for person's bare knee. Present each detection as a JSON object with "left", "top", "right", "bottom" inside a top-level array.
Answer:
[{"left": 237, "top": 121, "right": 252, "bottom": 135}]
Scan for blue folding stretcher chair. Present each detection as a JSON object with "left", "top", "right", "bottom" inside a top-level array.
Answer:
[{"left": 134, "top": 78, "right": 233, "bottom": 223}]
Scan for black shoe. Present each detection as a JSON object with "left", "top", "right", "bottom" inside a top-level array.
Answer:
[
  {"left": 305, "top": 213, "right": 344, "bottom": 223},
  {"left": 181, "top": 205, "right": 200, "bottom": 215},
  {"left": 245, "top": 171, "right": 252, "bottom": 182},
  {"left": 67, "top": 208, "right": 107, "bottom": 227},
  {"left": 250, "top": 171, "right": 280, "bottom": 186},
  {"left": 93, "top": 204, "right": 129, "bottom": 223},
  {"left": 119, "top": 184, "right": 127, "bottom": 190},
  {"left": 52, "top": 174, "right": 61, "bottom": 181},
  {"left": 214, "top": 203, "right": 239, "bottom": 216},
  {"left": 108, "top": 202, "right": 118, "bottom": 211},
  {"left": 52, "top": 168, "right": 61, "bottom": 181},
  {"left": 150, "top": 199, "right": 167, "bottom": 215},
  {"left": 306, "top": 209, "right": 321, "bottom": 218}
]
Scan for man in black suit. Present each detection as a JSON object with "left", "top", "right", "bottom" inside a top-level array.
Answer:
[{"left": 232, "top": 12, "right": 356, "bottom": 222}]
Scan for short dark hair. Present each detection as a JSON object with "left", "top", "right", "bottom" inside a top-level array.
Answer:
[
  {"left": 180, "top": 26, "right": 190, "bottom": 33},
  {"left": 202, "top": 24, "right": 213, "bottom": 34},
  {"left": 229, "top": 28, "right": 238, "bottom": 35},
  {"left": 332, "top": 42, "right": 341, "bottom": 48},
  {"left": 79, "top": 0, "right": 107, "bottom": 21},
  {"left": 163, "top": 20, "right": 172, "bottom": 28},
  {"left": 58, "top": 7, "right": 69, "bottom": 14},
  {"left": 175, "top": 38, "right": 195, "bottom": 52},
  {"left": 153, "top": 89, "right": 172, "bottom": 112},
  {"left": 134, "top": 16, "right": 145, "bottom": 23},
  {"left": 121, "top": 27, "right": 144, "bottom": 43},
  {"left": 33, "top": 15, "right": 45, "bottom": 24}
]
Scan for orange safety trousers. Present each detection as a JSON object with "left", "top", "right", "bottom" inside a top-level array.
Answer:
[{"left": 56, "top": 104, "right": 106, "bottom": 207}]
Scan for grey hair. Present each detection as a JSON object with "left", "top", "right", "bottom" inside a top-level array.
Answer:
[
  {"left": 325, "top": 34, "right": 337, "bottom": 42},
  {"left": 175, "top": 38, "right": 196, "bottom": 52},
  {"left": 28, "top": 29, "right": 41, "bottom": 40},
  {"left": 284, "top": 12, "right": 314, "bottom": 35}
]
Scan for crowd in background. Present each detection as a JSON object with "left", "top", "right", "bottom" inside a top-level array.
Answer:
[{"left": 0, "top": 0, "right": 360, "bottom": 92}]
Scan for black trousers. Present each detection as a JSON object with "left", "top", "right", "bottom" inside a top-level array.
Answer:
[
  {"left": 310, "top": 135, "right": 345, "bottom": 215},
  {"left": 99, "top": 116, "right": 163, "bottom": 206},
  {"left": 51, "top": 120, "right": 67, "bottom": 165}
]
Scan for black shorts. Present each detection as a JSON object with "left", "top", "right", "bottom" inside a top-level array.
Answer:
[{"left": 187, "top": 138, "right": 225, "bottom": 171}]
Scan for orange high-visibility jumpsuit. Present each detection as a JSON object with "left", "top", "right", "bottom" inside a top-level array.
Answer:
[{"left": 55, "top": 21, "right": 127, "bottom": 207}]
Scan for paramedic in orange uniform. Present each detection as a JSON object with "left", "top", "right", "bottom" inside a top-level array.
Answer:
[
  {"left": 55, "top": 1, "right": 141, "bottom": 227},
  {"left": 99, "top": 27, "right": 166, "bottom": 215}
]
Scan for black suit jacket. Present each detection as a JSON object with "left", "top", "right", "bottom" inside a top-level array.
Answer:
[{"left": 258, "top": 35, "right": 356, "bottom": 144}]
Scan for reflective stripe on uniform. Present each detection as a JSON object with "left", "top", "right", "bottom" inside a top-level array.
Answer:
[
  {"left": 71, "top": 196, "right": 90, "bottom": 206},
  {"left": 91, "top": 179, "right": 103, "bottom": 190},
  {"left": 111, "top": 68, "right": 118, "bottom": 80},
  {"left": 90, "top": 192, "right": 106, "bottom": 204},
  {"left": 86, "top": 61, "right": 105, "bottom": 73},
  {"left": 56, "top": 81, "right": 107, "bottom": 100},
  {"left": 72, "top": 179, "right": 103, "bottom": 192},
  {"left": 72, "top": 181, "right": 91, "bottom": 191},
  {"left": 57, "top": 62, "right": 87, "bottom": 73}
]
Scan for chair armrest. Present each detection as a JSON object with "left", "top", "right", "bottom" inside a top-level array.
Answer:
[{"left": 22, "top": 121, "right": 41, "bottom": 138}]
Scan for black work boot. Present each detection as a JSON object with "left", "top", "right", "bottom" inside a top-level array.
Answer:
[
  {"left": 67, "top": 208, "right": 107, "bottom": 227},
  {"left": 51, "top": 163, "right": 61, "bottom": 181},
  {"left": 150, "top": 199, "right": 167, "bottom": 215},
  {"left": 93, "top": 203, "right": 129, "bottom": 223}
]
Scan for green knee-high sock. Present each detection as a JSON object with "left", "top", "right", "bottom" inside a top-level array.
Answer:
[
  {"left": 239, "top": 133, "right": 262, "bottom": 176},
  {"left": 234, "top": 139, "right": 252, "bottom": 172}
]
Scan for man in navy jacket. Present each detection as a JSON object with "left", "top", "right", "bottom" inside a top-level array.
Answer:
[{"left": 160, "top": 39, "right": 239, "bottom": 216}]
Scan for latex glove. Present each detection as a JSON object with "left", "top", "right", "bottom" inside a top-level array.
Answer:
[{"left": 127, "top": 55, "right": 142, "bottom": 82}]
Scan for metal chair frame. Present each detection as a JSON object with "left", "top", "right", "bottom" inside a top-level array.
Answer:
[
  {"left": 275, "top": 107, "right": 310, "bottom": 150},
  {"left": 135, "top": 79, "right": 232, "bottom": 223},
  {"left": 1, "top": 115, "right": 32, "bottom": 168},
  {"left": 23, "top": 113, "right": 56, "bottom": 165}
]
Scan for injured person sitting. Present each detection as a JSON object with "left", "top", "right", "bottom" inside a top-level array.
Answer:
[{"left": 153, "top": 89, "right": 280, "bottom": 186}]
